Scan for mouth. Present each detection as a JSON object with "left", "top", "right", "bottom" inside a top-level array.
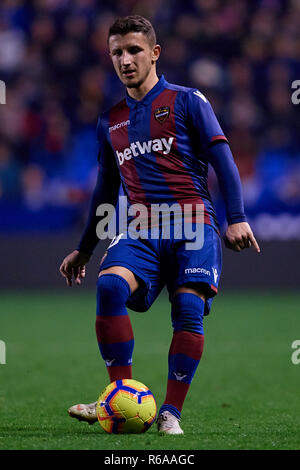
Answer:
[{"left": 122, "top": 70, "right": 136, "bottom": 78}]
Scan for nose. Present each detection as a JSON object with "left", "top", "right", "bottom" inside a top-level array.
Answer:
[{"left": 121, "top": 51, "right": 131, "bottom": 67}]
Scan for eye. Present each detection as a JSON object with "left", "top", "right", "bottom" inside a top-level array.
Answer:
[
  {"left": 112, "top": 49, "right": 122, "bottom": 57},
  {"left": 128, "top": 46, "right": 142, "bottom": 54}
]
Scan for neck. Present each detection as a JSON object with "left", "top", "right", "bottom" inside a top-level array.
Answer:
[{"left": 126, "top": 69, "right": 159, "bottom": 101}]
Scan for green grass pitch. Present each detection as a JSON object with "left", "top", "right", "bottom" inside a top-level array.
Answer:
[{"left": 0, "top": 291, "right": 300, "bottom": 450}]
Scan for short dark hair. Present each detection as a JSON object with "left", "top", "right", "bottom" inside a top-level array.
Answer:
[{"left": 108, "top": 15, "right": 156, "bottom": 47}]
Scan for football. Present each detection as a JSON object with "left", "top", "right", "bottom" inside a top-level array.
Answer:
[{"left": 96, "top": 379, "right": 157, "bottom": 434}]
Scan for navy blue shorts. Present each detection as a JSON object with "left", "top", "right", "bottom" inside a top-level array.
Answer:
[{"left": 99, "top": 223, "right": 222, "bottom": 316}]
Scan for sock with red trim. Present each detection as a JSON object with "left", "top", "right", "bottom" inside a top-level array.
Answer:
[
  {"left": 96, "top": 273, "right": 134, "bottom": 382},
  {"left": 160, "top": 293, "right": 205, "bottom": 419}
]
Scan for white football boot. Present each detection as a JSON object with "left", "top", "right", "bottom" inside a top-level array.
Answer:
[
  {"left": 157, "top": 411, "right": 184, "bottom": 435},
  {"left": 68, "top": 401, "right": 98, "bottom": 424}
]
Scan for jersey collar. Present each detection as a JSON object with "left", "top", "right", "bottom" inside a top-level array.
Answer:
[{"left": 125, "top": 75, "right": 167, "bottom": 107}]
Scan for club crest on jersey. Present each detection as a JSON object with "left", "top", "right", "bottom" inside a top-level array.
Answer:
[{"left": 154, "top": 106, "right": 170, "bottom": 123}]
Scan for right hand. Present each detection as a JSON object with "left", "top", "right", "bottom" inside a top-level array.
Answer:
[
  {"left": 59, "top": 250, "right": 91, "bottom": 287},
  {"left": 224, "top": 222, "right": 261, "bottom": 253}
]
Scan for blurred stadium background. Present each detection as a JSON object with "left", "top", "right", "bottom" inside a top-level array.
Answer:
[{"left": 0, "top": 0, "right": 300, "bottom": 290}]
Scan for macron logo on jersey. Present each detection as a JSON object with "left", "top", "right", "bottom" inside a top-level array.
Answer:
[
  {"left": 109, "top": 120, "right": 130, "bottom": 133},
  {"left": 116, "top": 137, "right": 174, "bottom": 166}
]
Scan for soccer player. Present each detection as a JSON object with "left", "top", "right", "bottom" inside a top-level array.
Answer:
[{"left": 59, "top": 15, "right": 260, "bottom": 435}]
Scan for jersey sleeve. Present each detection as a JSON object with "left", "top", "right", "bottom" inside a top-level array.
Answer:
[
  {"left": 206, "top": 142, "right": 247, "bottom": 225},
  {"left": 96, "top": 116, "right": 119, "bottom": 178},
  {"left": 186, "top": 89, "right": 228, "bottom": 151},
  {"left": 77, "top": 116, "right": 120, "bottom": 255}
]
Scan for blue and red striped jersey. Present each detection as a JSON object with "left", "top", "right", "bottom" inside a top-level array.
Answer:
[{"left": 97, "top": 75, "right": 229, "bottom": 231}]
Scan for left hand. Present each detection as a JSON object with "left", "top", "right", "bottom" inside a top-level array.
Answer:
[
  {"left": 224, "top": 222, "right": 261, "bottom": 253},
  {"left": 59, "top": 250, "right": 91, "bottom": 287}
]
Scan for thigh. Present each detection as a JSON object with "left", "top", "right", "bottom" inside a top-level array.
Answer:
[
  {"left": 99, "top": 235, "right": 165, "bottom": 312},
  {"left": 166, "top": 224, "right": 223, "bottom": 314}
]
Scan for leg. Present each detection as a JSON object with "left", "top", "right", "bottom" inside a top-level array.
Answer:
[
  {"left": 68, "top": 234, "right": 163, "bottom": 425},
  {"left": 159, "top": 284, "right": 206, "bottom": 426},
  {"left": 99, "top": 266, "right": 139, "bottom": 291},
  {"left": 159, "top": 224, "right": 222, "bottom": 429},
  {"left": 68, "top": 265, "right": 154, "bottom": 425},
  {"left": 96, "top": 266, "right": 139, "bottom": 382}
]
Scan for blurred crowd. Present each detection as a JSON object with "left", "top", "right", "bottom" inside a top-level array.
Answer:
[{"left": 0, "top": 0, "right": 299, "bottom": 237}]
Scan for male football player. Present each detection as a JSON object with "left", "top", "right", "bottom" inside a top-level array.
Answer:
[{"left": 59, "top": 15, "right": 260, "bottom": 435}]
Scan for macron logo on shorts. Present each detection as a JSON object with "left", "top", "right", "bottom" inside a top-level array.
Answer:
[
  {"left": 116, "top": 137, "right": 174, "bottom": 166},
  {"left": 185, "top": 267, "right": 211, "bottom": 276}
]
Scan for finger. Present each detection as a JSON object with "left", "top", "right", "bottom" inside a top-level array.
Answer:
[
  {"left": 241, "top": 235, "right": 251, "bottom": 249},
  {"left": 59, "top": 262, "right": 66, "bottom": 277},
  {"left": 223, "top": 236, "right": 235, "bottom": 250},
  {"left": 224, "top": 236, "right": 241, "bottom": 252},
  {"left": 231, "top": 236, "right": 244, "bottom": 251},
  {"left": 233, "top": 243, "right": 242, "bottom": 252},
  {"left": 78, "top": 266, "right": 85, "bottom": 284},
  {"left": 60, "top": 260, "right": 72, "bottom": 276},
  {"left": 60, "top": 263, "right": 73, "bottom": 286},
  {"left": 63, "top": 269, "right": 73, "bottom": 287},
  {"left": 65, "top": 268, "right": 73, "bottom": 286},
  {"left": 74, "top": 266, "right": 86, "bottom": 285},
  {"left": 76, "top": 265, "right": 85, "bottom": 279},
  {"left": 248, "top": 233, "right": 261, "bottom": 253},
  {"left": 234, "top": 237, "right": 245, "bottom": 250},
  {"left": 80, "top": 266, "right": 86, "bottom": 278},
  {"left": 73, "top": 266, "right": 81, "bottom": 285}
]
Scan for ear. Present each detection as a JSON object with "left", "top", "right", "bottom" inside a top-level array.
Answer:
[{"left": 152, "top": 44, "right": 161, "bottom": 64}]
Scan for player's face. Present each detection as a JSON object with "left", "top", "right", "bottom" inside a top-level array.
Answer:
[{"left": 109, "top": 32, "right": 160, "bottom": 89}]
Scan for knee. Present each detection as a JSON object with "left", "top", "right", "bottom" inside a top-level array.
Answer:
[
  {"left": 173, "top": 283, "right": 208, "bottom": 303},
  {"left": 171, "top": 292, "right": 205, "bottom": 335},
  {"left": 96, "top": 274, "right": 131, "bottom": 316}
]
